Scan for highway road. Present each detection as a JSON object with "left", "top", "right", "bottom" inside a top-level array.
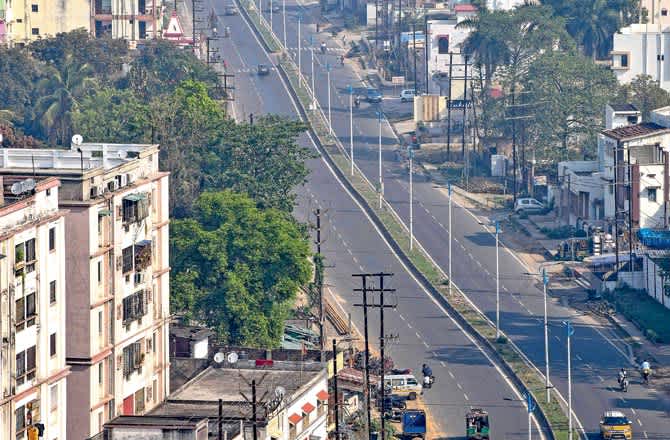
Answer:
[
  {"left": 263, "top": 1, "right": 670, "bottom": 438},
  {"left": 206, "top": 1, "right": 546, "bottom": 438}
]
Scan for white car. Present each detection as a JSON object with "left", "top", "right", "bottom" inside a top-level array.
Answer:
[
  {"left": 400, "top": 89, "right": 416, "bottom": 102},
  {"left": 514, "top": 197, "right": 544, "bottom": 214}
]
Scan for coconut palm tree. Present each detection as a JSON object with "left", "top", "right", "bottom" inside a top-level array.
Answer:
[
  {"left": 564, "top": 0, "right": 621, "bottom": 60},
  {"left": 34, "top": 58, "right": 96, "bottom": 145}
]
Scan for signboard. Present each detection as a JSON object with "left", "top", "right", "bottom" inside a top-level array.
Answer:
[
  {"left": 400, "top": 31, "right": 425, "bottom": 43},
  {"left": 533, "top": 175, "right": 547, "bottom": 186},
  {"left": 392, "top": 76, "right": 405, "bottom": 85}
]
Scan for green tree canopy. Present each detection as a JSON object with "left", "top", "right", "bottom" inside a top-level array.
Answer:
[
  {"left": 616, "top": 74, "right": 670, "bottom": 120},
  {"left": 170, "top": 191, "right": 312, "bottom": 347}
]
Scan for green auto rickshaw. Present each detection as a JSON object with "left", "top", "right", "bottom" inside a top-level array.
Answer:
[{"left": 466, "top": 408, "right": 490, "bottom": 439}]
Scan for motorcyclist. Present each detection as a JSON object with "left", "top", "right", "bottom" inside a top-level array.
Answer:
[
  {"left": 320, "top": 42, "right": 327, "bottom": 54},
  {"left": 641, "top": 359, "right": 651, "bottom": 384},
  {"left": 422, "top": 364, "right": 433, "bottom": 389},
  {"left": 340, "top": 55, "right": 345, "bottom": 66},
  {"left": 617, "top": 368, "right": 627, "bottom": 384},
  {"left": 354, "top": 96, "right": 360, "bottom": 108}
]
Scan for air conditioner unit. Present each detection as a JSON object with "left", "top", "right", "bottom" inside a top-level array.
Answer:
[
  {"left": 126, "top": 173, "right": 135, "bottom": 184},
  {"left": 107, "top": 181, "right": 119, "bottom": 192},
  {"left": 120, "top": 174, "right": 128, "bottom": 187}
]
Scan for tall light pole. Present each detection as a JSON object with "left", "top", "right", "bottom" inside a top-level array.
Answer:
[
  {"left": 297, "top": 13, "right": 302, "bottom": 73},
  {"left": 282, "top": 0, "right": 287, "bottom": 49},
  {"left": 543, "top": 268, "right": 551, "bottom": 404},
  {"left": 495, "top": 220, "right": 501, "bottom": 339},
  {"left": 563, "top": 320, "right": 574, "bottom": 440},
  {"left": 448, "top": 182, "right": 452, "bottom": 296},
  {"left": 270, "top": 0, "right": 273, "bottom": 29},
  {"left": 310, "top": 36, "right": 316, "bottom": 109},
  {"left": 409, "top": 146, "right": 414, "bottom": 250},
  {"left": 348, "top": 84, "right": 354, "bottom": 176},
  {"left": 327, "top": 63, "right": 332, "bottom": 134},
  {"left": 377, "top": 111, "right": 384, "bottom": 209}
]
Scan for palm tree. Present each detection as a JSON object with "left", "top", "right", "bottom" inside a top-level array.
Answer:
[
  {"left": 0, "top": 109, "right": 14, "bottom": 127},
  {"left": 564, "top": 0, "right": 620, "bottom": 60},
  {"left": 34, "top": 59, "right": 96, "bottom": 145}
]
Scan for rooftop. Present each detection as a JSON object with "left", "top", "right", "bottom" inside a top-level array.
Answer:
[
  {"left": 171, "top": 324, "right": 216, "bottom": 340},
  {"left": 601, "top": 122, "right": 670, "bottom": 141},
  {"left": 105, "top": 415, "right": 208, "bottom": 429},
  {"left": 609, "top": 103, "right": 639, "bottom": 113}
]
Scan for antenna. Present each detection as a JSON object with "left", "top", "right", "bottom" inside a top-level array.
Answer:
[{"left": 72, "top": 134, "right": 83, "bottom": 146}]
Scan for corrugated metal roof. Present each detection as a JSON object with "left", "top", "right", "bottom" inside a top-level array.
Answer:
[{"left": 601, "top": 122, "right": 670, "bottom": 141}]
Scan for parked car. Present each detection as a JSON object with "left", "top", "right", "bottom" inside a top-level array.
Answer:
[
  {"left": 257, "top": 64, "right": 270, "bottom": 75},
  {"left": 400, "top": 89, "right": 416, "bottom": 102},
  {"left": 514, "top": 197, "right": 544, "bottom": 214},
  {"left": 366, "top": 88, "right": 383, "bottom": 103},
  {"left": 224, "top": 5, "right": 237, "bottom": 15}
]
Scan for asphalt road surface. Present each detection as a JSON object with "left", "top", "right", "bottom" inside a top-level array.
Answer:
[
  {"left": 205, "top": 1, "right": 547, "bottom": 438},
  {"left": 262, "top": 1, "right": 670, "bottom": 438}
]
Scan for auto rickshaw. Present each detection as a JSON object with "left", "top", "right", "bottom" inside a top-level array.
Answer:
[{"left": 466, "top": 408, "right": 490, "bottom": 439}]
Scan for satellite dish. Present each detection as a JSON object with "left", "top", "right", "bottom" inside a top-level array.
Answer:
[
  {"left": 275, "top": 386, "right": 286, "bottom": 398},
  {"left": 118, "top": 150, "right": 128, "bottom": 159},
  {"left": 10, "top": 182, "right": 22, "bottom": 195},
  {"left": 227, "top": 352, "right": 239, "bottom": 364},
  {"left": 213, "top": 352, "right": 225, "bottom": 364},
  {"left": 72, "top": 134, "right": 83, "bottom": 146},
  {"left": 10, "top": 178, "right": 36, "bottom": 196}
]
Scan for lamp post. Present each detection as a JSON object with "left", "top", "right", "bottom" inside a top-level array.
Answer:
[
  {"left": 377, "top": 111, "right": 384, "bottom": 209},
  {"left": 270, "top": 0, "right": 273, "bottom": 29},
  {"left": 298, "top": 13, "right": 302, "bottom": 73},
  {"left": 408, "top": 146, "right": 414, "bottom": 250},
  {"left": 563, "top": 320, "right": 574, "bottom": 440},
  {"left": 310, "top": 36, "right": 316, "bottom": 109},
  {"left": 327, "top": 63, "right": 332, "bottom": 134},
  {"left": 282, "top": 0, "right": 287, "bottom": 49},
  {"left": 448, "top": 182, "right": 452, "bottom": 296},
  {"left": 495, "top": 220, "right": 501, "bottom": 339},
  {"left": 543, "top": 268, "right": 551, "bottom": 404},
  {"left": 348, "top": 84, "right": 354, "bottom": 176}
]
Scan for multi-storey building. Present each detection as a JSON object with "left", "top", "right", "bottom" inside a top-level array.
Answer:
[
  {"left": 0, "top": 176, "right": 68, "bottom": 440},
  {"left": 0, "top": 142, "right": 171, "bottom": 439},
  {"left": 91, "top": 0, "right": 164, "bottom": 41},
  {"left": 0, "top": 0, "right": 89, "bottom": 45}
]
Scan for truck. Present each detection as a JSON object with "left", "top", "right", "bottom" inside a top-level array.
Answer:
[{"left": 400, "top": 410, "right": 427, "bottom": 439}]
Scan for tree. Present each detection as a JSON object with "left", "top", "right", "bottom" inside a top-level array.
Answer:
[
  {"left": 72, "top": 88, "right": 151, "bottom": 143},
  {"left": 525, "top": 50, "right": 618, "bottom": 162},
  {"left": 616, "top": 74, "right": 670, "bottom": 120},
  {"left": 0, "top": 46, "right": 45, "bottom": 123},
  {"left": 170, "top": 191, "right": 312, "bottom": 347},
  {"left": 34, "top": 58, "right": 97, "bottom": 145}
]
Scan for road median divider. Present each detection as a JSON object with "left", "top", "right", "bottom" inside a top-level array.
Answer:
[{"left": 236, "top": 2, "right": 574, "bottom": 438}]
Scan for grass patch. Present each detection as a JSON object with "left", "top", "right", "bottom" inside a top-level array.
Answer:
[{"left": 606, "top": 287, "right": 670, "bottom": 343}]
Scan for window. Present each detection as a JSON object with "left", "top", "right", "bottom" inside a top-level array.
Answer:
[
  {"left": 50, "top": 333, "right": 57, "bottom": 357},
  {"left": 50, "top": 280, "right": 57, "bottom": 304},
  {"left": 437, "top": 35, "right": 449, "bottom": 54},
  {"left": 98, "top": 362, "right": 104, "bottom": 385},
  {"left": 648, "top": 187, "right": 658, "bottom": 202},
  {"left": 49, "top": 227, "right": 56, "bottom": 250},
  {"left": 139, "top": 20, "right": 147, "bottom": 39},
  {"left": 31, "top": 27, "right": 39, "bottom": 35},
  {"left": 16, "top": 405, "right": 25, "bottom": 432},
  {"left": 122, "top": 290, "right": 145, "bottom": 324},
  {"left": 15, "top": 292, "right": 37, "bottom": 330},
  {"left": 98, "top": 310, "right": 103, "bottom": 334},
  {"left": 15, "top": 238, "right": 36, "bottom": 274},
  {"left": 621, "top": 54, "right": 628, "bottom": 68},
  {"left": 663, "top": 8, "right": 668, "bottom": 16},
  {"left": 135, "top": 388, "right": 145, "bottom": 414},
  {"left": 122, "top": 246, "right": 133, "bottom": 273},
  {"left": 122, "top": 341, "right": 143, "bottom": 377},
  {"left": 50, "top": 384, "right": 59, "bottom": 414},
  {"left": 16, "top": 345, "right": 36, "bottom": 385},
  {"left": 98, "top": 260, "right": 103, "bottom": 284},
  {"left": 122, "top": 194, "right": 149, "bottom": 224},
  {"left": 31, "top": 4, "right": 38, "bottom": 11}
]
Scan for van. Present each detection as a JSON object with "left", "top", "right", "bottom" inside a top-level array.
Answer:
[
  {"left": 381, "top": 374, "right": 421, "bottom": 400},
  {"left": 400, "top": 89, "right": 416, "bottom": 102}
]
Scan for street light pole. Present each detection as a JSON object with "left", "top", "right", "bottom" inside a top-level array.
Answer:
[
  {"left": 448, "top": 183, "right": 452, "bottom": 296},
  {"left": 409, "top": 147, "right": 414, "bottom": 250},
  {"left": 495, "top": 220, "right": 500, "bottom": 339},
  {"left": 378, "top": 111, "right": 384, "bottom": 209},
  {"left": 543, "top": 268, "right": 551, "bottom": 404},
  {"left": 327, "top": 64, "right": 332, "bottom": 134},
  {"left": 310, "top": 41, "right": 316, "bottom": 109},
  {"left": 564, "top": 320, "right": 574, "bottom": 440},
  {"left": 298, "top": 14, "right": 302, "bottom": 73},
  {"left": 348, "top": 84, "right": 354, "bottom": 176},
  {"left": 270, "top": 0, "right": 273, "bottom": 29},
  {"left": 282, "top": 0, "right": 287, "bottom": 49}
]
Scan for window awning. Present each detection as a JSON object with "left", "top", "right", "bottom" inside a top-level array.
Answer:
[
  {"left": 98, "top": 209, "right": 112, "bottom": 216},
  {"left": 302, "top": 402, "right": 315, "bottom": 414},
  {"left": 316, "top": 390, "right": 329, "bottom": 401},
  {"left": 124, "top": 193, "right": 147, "bottom": 202},
  {"left": 288, "top": 413, "right": 302, "bottom": 424}
]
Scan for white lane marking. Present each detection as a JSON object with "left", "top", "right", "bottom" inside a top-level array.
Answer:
[
  {"left": 637, "top": 419, "right": 642, "bottom": 427},
  {"left": 631, "top": 408, "right": 636, "bottom": 415},
  {"left": 422, "top": 341, "right": 429, "bottom": 348},
  {"left": 554, "top": 335, "right": 561, "bottom": 342},
  {"left": 352, "top": 256, "right": 358, "bottom": 264},
  {"left": 576, "top": 354, "right": 583, "bottom": 361},
  {"left": 440, "top": 361, "right": 446, "bottom": 367},
  {"left": 456, "top": 383, "right": 463, "bottom": 390},
  {"left": 448, "top": 371, "right": 455, "bottom": 379},
  {"left": 407, "top": 323, "right": 413, "bottom": 329},
  {"left": 464, "top": 393, "right": 470, "bottom": 400},
  {"left": 598, "top": 376, "right": 604, "bottom": 383},
  {"left": 399, "top": 314, "right": 406, "bottom": 321},
  {"left": 643, "top": 430, "right": 648, "bottom": 438},
  {"left": 415, "top": 331, "right": 422, "bottom": 340}
]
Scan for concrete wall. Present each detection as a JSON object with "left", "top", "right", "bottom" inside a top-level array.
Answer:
[
  {"left": 643, "top": 255, "right": 670, "bottom": 309},
  {"left": 612, "top": 24, "right": 670, "bottom": 90}
]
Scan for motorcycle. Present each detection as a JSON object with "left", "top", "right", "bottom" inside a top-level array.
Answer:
[
  {"left": 354, "top": 96, "right": 360, "bottom": 108},
  {"left": 642, "top": 368, "right": 651, "bottom": 385},
  {"left": 320, "top": 43, "right": 327, "bottom": 54},
  {"left": 423, "top": 374, "right": 435, "bottom": 389},
  {"left": 620, "top": 377, "right": 629, "bottom": 392}
]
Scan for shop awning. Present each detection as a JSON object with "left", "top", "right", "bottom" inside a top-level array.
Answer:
[
  {"left": 98, "top": 209, "right": 112, "bottom": 216},
  {"left": 302, "top": 402, "right": 315, "bottom": 414},
  {"left": 288, "top": 413, "right": 302, "bottom": 424},
  {"left": 316, "top": 390, "right": 329, "bottom": 401},
  {"left": 123, "top": 193, "right": 147, "bottom": 202}
]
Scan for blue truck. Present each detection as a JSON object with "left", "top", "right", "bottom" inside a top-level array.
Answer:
[{"left": 400, "top": 410, "right": 427, "bottom": 439}]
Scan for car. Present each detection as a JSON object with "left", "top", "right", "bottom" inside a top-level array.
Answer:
[
  {"left": 599, "top": 410, "right": 632, "bottom": 439},
  {"left": 366, "top": 88, "right": 383, "bottom": 103},
  {"left": 257, "top": 64, "right": 270, "bottom": 75},
  {"left": 400, "top": 89, "right": 416, "bottom": 102},
  {"left": 270, "top": 4, "right": 280, "bottom": 12},
  {"left": 224, "top": 5, "right": 237, "bottom": 15},
  {"left": 514, "top": 197, "right": 544, "bottom": 214},
  {"left": 380, "top": 373, "right": 422, "bottom": 400}
]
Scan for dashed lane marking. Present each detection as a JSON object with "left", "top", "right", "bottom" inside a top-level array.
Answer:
[{"left": 448, "top": 371, "right": 455, "bottom": 379}]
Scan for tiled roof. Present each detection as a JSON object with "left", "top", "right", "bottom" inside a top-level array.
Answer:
[
  {"left": 454, "top": 4, "right": 477, "bottom": 12},
  {"left": 316, "top": 390, "right": 329, "bottom": 401},
  {"left": 601, "top": 122, "right": 670, "bottom": 141},
  {"left": 302, "top": 402, "right": 315, "bottom": 413},
  {"left": 288, "top": 413, "right": 303, "bottom": 424}
]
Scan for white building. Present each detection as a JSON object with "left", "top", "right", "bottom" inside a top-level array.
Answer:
[
  {"left": 92, "top": 0, "right": 164, "bottom": 42},
  {"left": 0, "top": 176, "right": 68, "bottom": 440},
  {"left": 0, "top": 142, "right": 171, "bottom": 440},
  {"left": 611, "top": 23, "right": 670, "bottom": 89},
  {"left": 485, "top": 0, "right": 526, "bottom": 10}
]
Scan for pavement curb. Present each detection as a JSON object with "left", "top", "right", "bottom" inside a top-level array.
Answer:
[{"left": 238, "top": 7, "right": 557, "bottom": 439}]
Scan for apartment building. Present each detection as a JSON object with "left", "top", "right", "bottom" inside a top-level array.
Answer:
[
  {"left": 0, "top": 176, "right": 68, "bottom": 440},
  {"left": 0, "top": 142, "right": 170, "bottom": 439},
  {"left": 92, "top": 0, "right": 164, "bottom": 42},
  {"left": 0, "top": 0, "right": 89, "bottom": 45}
]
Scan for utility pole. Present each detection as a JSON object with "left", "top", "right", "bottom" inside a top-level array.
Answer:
[
  {"left": 424, "top": 14, "right": 428, "bottom": 94},
  {"left": 352, "top": 275, "right": 372, "bottom": 439},
  {"left": 614, "top": 141, "right": 620, "bottom": 276},
  {"left": 377, "top": 111, "right": 384, "bottom": 209},
  {"left": 375, "top": 0, "right": 379, "bottom": 49},
  {"left": 448, "top": 183, "right": 453, "bottom": 296},
  {"left": 542, "top": 268, "right": 551, "bottom": 404},
  {"left": 218, "top": 398, "right": 224, "bottom": 440},
  {"left": 282, "top": 0, "right": 287, "bottom": 49},
  {"left": 512, "top": 91, "right": 517, "bottom": 202},
  {"left": 446, "top": 52, "right": 453, "bottom": 160},
  {"left": 298, "top": 13, "right": 302, "bottom": 73},
  {"left": 462, "top": 54, "right": 468, "bottom": 160},
  {"left": 627, "top": 147, "right": 634, "bottom": 279},
  {"left": 563, "top": 320, "right": 574, "bottom": 440},
  {"left": 327, "top": 64, "right": 333, "bottom": 134},
  {"left": 249, "top": 113, "right": 254, "bottom": 125},
  {"left": 412, "top": 21, "right": 417, "bottom": 95},
  {"left": 353, "top": 273, "right": 396, "bottom": 440},
  {"left": 332, "top": 339, "right": 340, "bottom": 440},
  {"left": 409, "top": 147, "right": 414, "bottom": 250},
  {"left": 495, "top": 220, "right": 501, "bottom": 339},
  {"left": 252, "top": 379, "right": 258, "bottom": 440},
  {"left": 348, "top": 84, "right": 355, "bottom": 176},
  {"left": 314, "top": 208, "right": 325, "bottom": 360}
]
